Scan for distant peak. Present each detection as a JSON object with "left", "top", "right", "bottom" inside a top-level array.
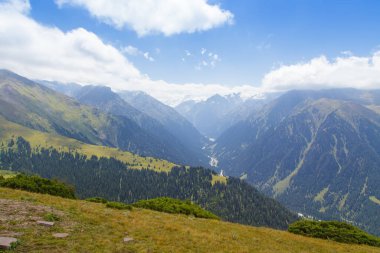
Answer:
[{"left": 124, "top": 90, "right": 148, "bottom": 97}]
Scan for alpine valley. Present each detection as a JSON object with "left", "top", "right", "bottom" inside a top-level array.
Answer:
[
  {"left": 0, "top": 70, "right": 298, "bottom": 231},
  {"left": 0, "top": 67, "right": 379, "bottom": 252},
  {"left": 213, "top": 89, "right": 380, "bottom": 236}
]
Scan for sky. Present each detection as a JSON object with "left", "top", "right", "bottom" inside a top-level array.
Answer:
[{"left": 1, "top": 0, "right": 380, "bottom": 105}]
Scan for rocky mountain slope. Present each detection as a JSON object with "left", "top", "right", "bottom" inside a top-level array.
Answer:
[
  {"left": 214, "top": 90, "right": 380, "bottom": 235},
  {"left": 75, "top": 85, "right": 207, "bottom": 166},
  {"left": 0, "top": 70, "right": 199, "bottom": 165},
  {"left": 120, "top": 91, "right": 208, "bottom": 164}
]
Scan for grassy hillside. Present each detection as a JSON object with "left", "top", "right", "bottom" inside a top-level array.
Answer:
[
  {"left": 1, "top": 188, "right": 379, "bottom": 253},
  {"left": 0, "top": 116, "right": 225, "bottom": 186},
  {"left": 0, "top": 115, "right": 175, "bottom": 172},
  {"left": 0, "top": 70, "right": 209, "bottom": 165}
]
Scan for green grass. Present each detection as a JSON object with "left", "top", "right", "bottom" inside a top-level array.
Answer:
[
  {"left": 0, "top": 116, "right": 177, "bottom": 172},
  {"left": 1, "top": 188, "right": 380, "bottom": 253},
  {"left": 133, "top": 197, "right": 219, "bottom": 220},
  {"left": 288, "top": 220, "right": 380, "bottom": 247},
  {"left": 0, "top": 170, "right": 17, "bottom": 179},
  {"left": 44, "top": 213, "right": 60, "bottom": 222},
  {"left": 85, "top": 197, "right": 108, "bottom": 204},
  {"left": 0, "top": 174, "right": 75, "bottom": 199},
  {"left": 211, "top": 174, "right": 227, "bottom": 185},
  {"left": 105, "top": 201, "right": 133, "bottom": 210}
]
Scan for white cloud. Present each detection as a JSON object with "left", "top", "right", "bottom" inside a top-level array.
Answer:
[
  {"left": 143, "top": 52, "right": 154, "bottom": 62},
  {"left": 123, "top": 45, "right": 139, "bottom": 56},
  {"left": 0, "top": 0, "right": 141, "bottom": 89},
  {"left": 131, "top": 79, "right": 265, "bottom": 106},
  {"left": 0, "top": 0, "right": 30, "bottom": 13},
  {"left": 0, "top": 0, "right": 261, "bottom": 106},
  {"left": 55, "top": 0, "right": 234, "bottom": 36},
  {"left": 196, "top": 49, "right": 221, "bottom": 69},
  {"left": 262, "top": 53, "right": 380, "bottom": 90},
  {"left": 122, "top": 45, "right": 155, "bottom": 62}
]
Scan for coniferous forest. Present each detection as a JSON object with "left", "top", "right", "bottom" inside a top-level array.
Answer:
[{"left": 0, "top": 137, "right": 298, "bottom": 230}]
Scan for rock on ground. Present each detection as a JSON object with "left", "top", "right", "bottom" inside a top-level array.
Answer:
[
  {"left": 37, "top": 221, "right": 55, "bottom": 227},
  {"left": 52, "top": 233, "right": 69, "bottom": 238},
  {"left": 0, "top": 237, "right": 17, "bottom": 249},
  {"left": 124, "top": 237, "right": 134, "bottom": 243}
]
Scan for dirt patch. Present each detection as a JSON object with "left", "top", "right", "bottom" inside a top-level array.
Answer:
[{"left": 0, "top": 198, "right": 74, "bottom": 237}]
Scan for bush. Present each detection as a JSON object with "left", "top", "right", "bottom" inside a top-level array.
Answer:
[
  {"left": 86, "top": 197, "right": 108, "bottom": 204},
  {"left": 106, "top": 201, "right": 133, "bottom": 210},
  {"left": 0, "top": 174, "right": 75, "bottom": 199},
  {"left": 288, "top": 220, "right": 380, "bottom": 247},
  {"left": 133, "top": 197, "right": 219, "bottom": 220}
]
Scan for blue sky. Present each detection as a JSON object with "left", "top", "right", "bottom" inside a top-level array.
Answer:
[
  {"left": 28, "top": 0, "right": 380, "bottom": 85},
  {"left": 1, "top": 0, "right": 380, "bottom": 104}
]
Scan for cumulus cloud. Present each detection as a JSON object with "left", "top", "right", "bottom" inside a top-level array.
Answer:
[
  {"left": 0, "top": 0, "right": 141, "bottom": 89},
  {"left": 262, "top": 52, "right": 380, "bottom": 90},
  {"left": 0, "top": 0, "right": 260, "bottom": 106},
  {"left": 55, "top": 0, "right": 234, "bottom": 36}
]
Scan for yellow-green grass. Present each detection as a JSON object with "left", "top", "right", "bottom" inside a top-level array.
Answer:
[
  {"left": 0, "top": 170, "right": 17, "bottom": 179},
  {"left": 211, "top": 174, "right": 227, "bottom": 185},
  {"left": 1, "top": 187, "right": 379, "bottom": 253},
  {"left": 0, "top": 116, "right": 176, "bottom": 172},
  {"left": 370, "top": 196, "right": 380, "bottom": 205}
]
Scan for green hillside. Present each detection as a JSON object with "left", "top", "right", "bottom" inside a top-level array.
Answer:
[
  {"left": 0, "top": 70, "right": 205, "bottom": 165},
  {"left": 215, "top": 91, "right": 380, "bottom": 236},
  {"left": 1, "top": 188, "right": 379, "bottom": 253},
  {"left": 0, "top": 137, "right": 297, "bottom": 230},
  {"left": 0, "top": 115, "right": 226, "bottom": 184},
  {"left": 0, "top": 115, "right": 176, "bottom": 172}
]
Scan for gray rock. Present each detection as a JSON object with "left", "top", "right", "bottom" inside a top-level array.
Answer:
[
  {"left": 52, "top": 233, "right": 69, "bottom": 238},
  {"left": 37, "top": 221, "right": 55, "bottom": 227},
  {"left": 123, "top": 237, "right": 134, "bottom": 243},
  {"left": 0, "top": 237, "right": 17, "bottom": 249}
]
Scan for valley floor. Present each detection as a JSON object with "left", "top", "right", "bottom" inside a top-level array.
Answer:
[{"left": 0, "top": 188, "right": 379, "bottom": 253}]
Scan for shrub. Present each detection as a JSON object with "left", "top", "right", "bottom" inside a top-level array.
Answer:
[
  {"left": 0, "top": 174, "right": 75, "bottom": 199},
  {"left": 106, "top": 201, "right": 132, "bottom": 210},
  {"left": 133, "top": 197, "right": 219, "bottom": 220},
  {"left": 288, "top": 220, "right": 380, "bottom": 247},
  {"left": 86, "top": 197, "right": 108, "bottom": 204}
]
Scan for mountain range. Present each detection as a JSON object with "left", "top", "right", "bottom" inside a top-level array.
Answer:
[
  {"left": 0, "top": 69, "right": 298, "bottom": 231},
  {"left": 175, "top": 93, "right": 275, "bottom": 139},
  {"left": 74, "top": 85, "right": 208, "bottom": 166},
  {"left": 0, "top": 70, "right": 194, "bottom": 164},
  {"left": 1, "top": 69, "right": 380, "bottom": 236},
  {"left": 213, "top": 89, "right": 380, "bottom": 235}
]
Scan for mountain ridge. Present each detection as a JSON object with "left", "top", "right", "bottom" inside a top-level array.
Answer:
[{"left": 214, "top": 90, "right": 380, "bottom": 235}]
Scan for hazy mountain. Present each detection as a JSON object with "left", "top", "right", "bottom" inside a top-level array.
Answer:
[
  {"left": 214, "top": 89, "right": 380, "bottom": 235},
  {"left": 176, "top": 93, "right": 272, "bottom": 139},
  {"left": 75, "top": 85, "right": 207, "bottom": 166},
  {"left": 0, "top": 70, "right": 198, "bottom": 164},
  {"left": 120, "top": 91, "right": 209, "bottom": 164},
  {"left": 36, "top": 80, "right": 82, "bottom": 97}
]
